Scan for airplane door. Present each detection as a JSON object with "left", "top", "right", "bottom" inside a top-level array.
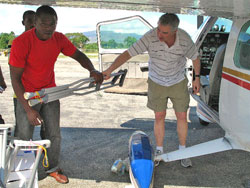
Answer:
[
  {"left": 96, "top": 16, "right": 153, "bottom": 94},
  {"left": 220, "top": 18, "right": 250, "bottom": 151},
  {"left": 96, "top": 15, "right": 153, "bottom": 71},
  {"left": 187, "top": 17, "right": 218, "bottom": 87},
  {"left": 193, "top": 17, "right": 217, "bottom": 49}
]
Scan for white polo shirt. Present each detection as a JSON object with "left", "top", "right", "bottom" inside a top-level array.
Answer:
[{"left": 128, "top": 28, "right": 199, "bottom": 86}]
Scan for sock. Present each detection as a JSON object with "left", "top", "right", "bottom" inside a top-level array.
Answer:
[
  {"left": 179, "top": 145, "right": 186, "bottom": 150},
  {"left": 156, "top": 146, "right": 163, "bottom": 153}
]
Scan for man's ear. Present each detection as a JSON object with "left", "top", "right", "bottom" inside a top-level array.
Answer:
[
  {"left": 173, "top": 29, "right": 177, "bottom": 34},
  {"left": 22, "top": 20, "right": 24, "bottom": 26}
]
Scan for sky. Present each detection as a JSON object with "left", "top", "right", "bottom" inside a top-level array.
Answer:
[{"left": 0, "top": 4, "right": 198, "bottom": 36}]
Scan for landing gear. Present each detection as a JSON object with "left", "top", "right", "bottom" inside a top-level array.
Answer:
[{"left": 199, "top": 118, "right": 209, "bottom": 126}]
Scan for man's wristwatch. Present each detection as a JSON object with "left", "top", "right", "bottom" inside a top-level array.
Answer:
[{"left": 195, "top": 75, "right": 200, "bottom": 78}]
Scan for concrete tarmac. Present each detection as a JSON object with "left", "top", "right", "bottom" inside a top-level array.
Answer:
[{"left": 0, "top": 56, "right": 250, "bottom": 188}]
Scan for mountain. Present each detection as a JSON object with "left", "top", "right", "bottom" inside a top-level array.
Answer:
[
  {"left": 83, "top": 31, "right": 97, "bottom": 43},
  {"left": 99, "top": 31, "right": 141, "bottom": 43},
  {"left": 83, "top": 30, "right": 142, "bottom": 44}
]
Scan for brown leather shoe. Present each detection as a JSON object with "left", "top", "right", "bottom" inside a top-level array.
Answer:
[{"left": 49, "top": 169, "right": 69, "bottom": 184}]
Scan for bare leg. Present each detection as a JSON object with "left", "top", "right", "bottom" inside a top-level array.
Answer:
[
  {"left": 154, "top": 111, "right": 166, "bottom": 147},
  {"left": 175, "top": 111, "right": 188, "bottom": 146}
]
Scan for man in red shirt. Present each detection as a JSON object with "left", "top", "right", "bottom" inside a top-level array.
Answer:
[{"left": 9, "top": 5, "right": 103, "bottom": 184}]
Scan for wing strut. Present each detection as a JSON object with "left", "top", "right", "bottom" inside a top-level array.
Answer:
[{"left": 155, "top": 137, "right": 233, "bottom": 162}]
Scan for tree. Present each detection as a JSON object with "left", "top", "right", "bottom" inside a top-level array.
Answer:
[
  {"left": 101, "top": 41, "right": 109, "bottom": 49},
  {"left": 65, "top": 33, "right": 89, "bottom": 48},
  {"left": 85, "top": 43, "right": 98, "bottom": 50},
  {"left": 124, "top": 36, "right": 137, "bottom": 48},
  {"left": 0, "top": 31, "right": 16, "bottom": 49},
  {"left": 108, "top": 39, "right": 117, "bottom": 48},
  {"left": 101, "top": 40, "right": 127, "bottom": 49}
]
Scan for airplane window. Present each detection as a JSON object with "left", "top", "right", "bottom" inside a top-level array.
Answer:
[
  {"left": 214, "top": 18, "right": 233, "bottom": 32},
  {"left": 199, "top": 17, "right": 232, "bottom": 76},
  {"left": 234, "top": 20, "right": 250, "bottom": 70},
  {"left": 99, "top": 19, "right": 151, "bottom": 49}
]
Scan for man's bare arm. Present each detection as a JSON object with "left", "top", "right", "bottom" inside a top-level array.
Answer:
[
  {"left": 9, "top": 65, "right": 42, "bottom": 125},
  {"left": 102, "top": 50, "right": 131, "bottom": 79},
  {"left": 70, "top": 49, "right": 103, "bottom": 83},
  {"left": 192, "top": 57, "right": 201, "bottom": 94},
  {"left": 0, "top": 66, "right": 7, "bottom": 90},
  {"left": 192, "top": 57, "right": 201, "bottom": 76}
]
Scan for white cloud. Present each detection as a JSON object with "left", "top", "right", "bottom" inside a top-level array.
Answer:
[
  {"left": 55, "top": 7, "right": 145, "bottom": 33},
  {"left": 0, "top": 4, "right": 197, "bottom": 36},
  {"left": 179, "top": 20, "right": 197, "bottom": 37},
  {"left": 0, "top": 4, "right": 37, "bottom": 35},
  {"left": 0, "top": 4, "right": 162, "bottom": 35}
]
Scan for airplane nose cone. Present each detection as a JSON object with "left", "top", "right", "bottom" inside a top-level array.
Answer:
[
  {"left": 131, "top": 159, "right": 154, "bottom": 188},
  {"left": 129, "top": 131, "right": 154, "bottom": 188}
]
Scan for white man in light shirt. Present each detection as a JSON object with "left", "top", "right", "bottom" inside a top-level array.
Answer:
[{"left": 103, "top": 13, "right": 200, "bottom": 167}]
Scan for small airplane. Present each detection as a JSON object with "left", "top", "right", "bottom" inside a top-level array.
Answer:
[
  {"left": 96, "top": 12, "right": 250, "bottom": 186},
  {"left": 128, "top": 131, "right": 154, "bottom": 188},
  {"left": 94, "top": 1, "right": 250, "bottom": 164},
  {"left": 111, "top": 131, "right": 154, "bottom": 188},
  {"left": 0, "top": 0, "right": 250, "bottom": 187}
]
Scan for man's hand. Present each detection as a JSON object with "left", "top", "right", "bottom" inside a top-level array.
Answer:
[
  {"left": 90, "top": 70, "right": 103, "bottom": 84},
  {"left": 102, "top": 69, "right": 112, "bottom": 80},
  {"left": 0, "top": 86, "right": 4, "bottom": 93},
  {"left": 192, "top": 78, "right": 200, "bottom": 94},
  {"left": 26, "top": 108, "right": 43, "bottom": 126},
  {"left": 102, "top": 50, "right": 131, "bottom": 80},
  {"left": 0, "top": 79, "right": 7, "bottom": 93}
]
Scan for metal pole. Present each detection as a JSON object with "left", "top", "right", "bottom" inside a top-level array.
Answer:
[
  {"left": 27, "top": 148, "right": 43, "bottom": 188},
  {"left": 0, "top": 130, "right": 3, "bottom": 184},
  {"left": 197, "top": 16, "right": 204, "bottom": 29},
  {"left": 4, "top": 146, "right": 19, "bottom": 185},
  {"left": 0, "top": 128, "right": 8, "bottom": 185}
]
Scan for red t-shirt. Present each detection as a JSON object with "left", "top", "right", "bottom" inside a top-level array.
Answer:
[{"left": 9, "top": 28, "right": 77, "bottom": 92}]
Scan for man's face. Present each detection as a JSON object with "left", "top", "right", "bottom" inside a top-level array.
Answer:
[
  {"left": 22, "top": 14, "right": 35, "bottom": 32},
  {"left": 35, "top": 13, "right": 57, "bottom": 41},
  {"left": 157, "top": 23, "right": 176, "bottom": 42}
]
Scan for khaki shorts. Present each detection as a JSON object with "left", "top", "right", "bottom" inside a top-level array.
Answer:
[{"left": 147, "top": 78, "right": 190, "bottom": 112}]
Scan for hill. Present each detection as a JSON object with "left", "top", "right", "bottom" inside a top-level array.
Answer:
[
  {"left": 83, "top": 30, "right": 142, "bottom": 44},
  {"left": 83, "top": 31, "right": 97, "bottom": 43}
]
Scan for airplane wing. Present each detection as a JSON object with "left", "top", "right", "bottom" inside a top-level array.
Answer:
[{"left": 0, "top": 0, "right": 250, "bottom": 18}]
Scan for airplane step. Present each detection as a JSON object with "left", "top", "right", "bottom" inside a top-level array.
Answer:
[{"left": 155, "top": 137, "right": 233, "bottom": 162}]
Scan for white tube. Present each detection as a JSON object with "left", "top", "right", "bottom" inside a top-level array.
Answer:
[
  {"left": 24, "top": 90, "right": 45, "bottom": 100},
  {"left": 28, "top": 95, "right": 49, "bottom": 106}
]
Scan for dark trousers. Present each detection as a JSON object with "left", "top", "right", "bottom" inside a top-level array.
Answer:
[
  {"left": 0, "top": 114, "right": 4, "bottom": 124},
  {"left": 14, "top": 99, "right": 61, "bottom": 171}
]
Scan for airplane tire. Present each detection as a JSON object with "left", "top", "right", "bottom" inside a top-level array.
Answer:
[{"left": 199, "top": 118, "right": 209, "bottom": 126}]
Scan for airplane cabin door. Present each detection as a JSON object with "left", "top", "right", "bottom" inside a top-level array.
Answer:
[
  {"left": 220, "top": 18, "right": 250, "bottom": 151},
  {"left": 96, "top": 16, "right": 153, "bottom": 94}
]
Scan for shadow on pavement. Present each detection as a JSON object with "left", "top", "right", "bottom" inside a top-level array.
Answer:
[{"left": 35, "top": 119, "right": 250, "bottom": 188}]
